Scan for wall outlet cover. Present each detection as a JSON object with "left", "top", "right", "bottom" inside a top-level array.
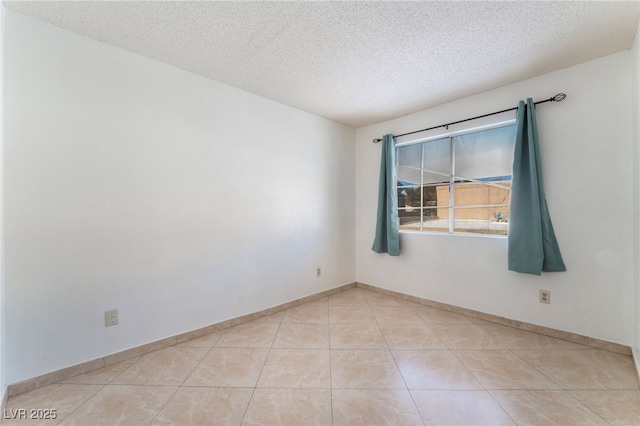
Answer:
[
  {"left": 539, "top": 290, "right": 551, "bottom": 304},
  {"left": 105, "top": 309, "right": 119, "bottom": 327}
]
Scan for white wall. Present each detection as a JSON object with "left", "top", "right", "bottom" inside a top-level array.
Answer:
[
  {"left": 356, "top": 51, "right": 635, "bottom": 346},
  {"left": 4, "top": 11, "right": 355, "bottom": 384}
]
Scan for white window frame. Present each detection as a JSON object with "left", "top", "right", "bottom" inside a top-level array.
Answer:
[{"left": 396, "top": 119, "right": 516, "bottom": 236}]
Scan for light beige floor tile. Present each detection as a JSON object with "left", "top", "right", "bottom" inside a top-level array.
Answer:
[
  {"left": 257, "top": 349, "right": 330, "bottom": 388},
  {"left": 111, "top": 347, "right": 209, "bottom": 386},
  {"left": 242, "top": 388, "right": 331, "bottom": 425},
  {"left": 59, "top": 385, "right": 176, "bottom": 426},
  {"left": 328, "top": 288, "right": 367, "bottom": 306},
  {"left": 363, "top": 292, "right": 409, "bottom": 307},
  {"left": 413, "top": 306, "right": 476, "bottom": 324},
  {"left": 328, "top": 305, "right": 375, "bottom": 324},
  {"left": 151, "top": 387, "right": 253, "bottom": 426},
  {"left": 411, "top": 390, "right": 516, "bottom": 425},
  {"left": 282, "top": 303, "right": 329, "bottom": 324},
  {"left": 479, "top": 324, "right": 590, "bottom": 350},
  {"left": 569, "top": 389, "right": 640, "bottom": 425},
  {"left": 3, "top": 384, "right": 102, "bottom": 425},
  {"left": 215, "top": 322, "right": 280, "bottom": 348},
  {"left": 454, "top": 350, "right": 560, "bottom": 389},
  {"left": 329, "top": 323, "right": 387, "bottom": 349},
  {"left": 272, "top": 323, "right": 329, "bottom": 349},
  {"left": 184, "top": 348, "right": 268, "bottom": 387},
  {"left": 61, "top": 358, "right": 139, "bottom": 385},
  {"left": 514, "top": 349, "right": 640, "bottom": 389},
  {"left": 490, "top": 389, "right": 609, "bottom": 425},
  {"left": 392, "top": 350, "right": 482, "bottom": 390},
  {"left": 332, "top": 389, "right": 422, "bottom": 425},
  {"left": 430, "top": 324, "right": 509, "bottom": 350},
  {"left": 176, "top": 331, "right": 224, "bottom": 348},
  {"left": 331, "top": 350, "right": 406, "bottom": 389},
  {"left": 370, "top": 305, "right": 424, "bottom": 324},
  {"left": 380, "top": 324, "right": 447, "bottom": 349}
]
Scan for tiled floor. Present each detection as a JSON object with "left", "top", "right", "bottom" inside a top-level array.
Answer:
[{"left": 5, "top": 287, "right": 640, "bottom": 425}]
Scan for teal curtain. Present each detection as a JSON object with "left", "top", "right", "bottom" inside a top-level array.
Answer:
[
  {"left": 372, "top": 134, "right": 400, "bottom": 256},
  {"left": 508, "top": 99, "right": 566, "bottom": 274}
]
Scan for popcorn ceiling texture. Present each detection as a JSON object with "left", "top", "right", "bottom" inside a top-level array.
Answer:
[{"left": 5, "top": 1, "right": 639, "bottom": 127}]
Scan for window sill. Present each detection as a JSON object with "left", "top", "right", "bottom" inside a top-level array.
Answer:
[{"left": 399, "top": 230, "right": 508, "bottom": 239}]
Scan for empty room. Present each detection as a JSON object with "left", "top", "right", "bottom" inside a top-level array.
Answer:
[{"left": 1, "top": 1, "right": 640, "bottom": 425}]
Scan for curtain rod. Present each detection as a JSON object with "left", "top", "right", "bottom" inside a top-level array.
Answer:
[{"left": 372, "top": 93, "right": 566, "bottom": 143}]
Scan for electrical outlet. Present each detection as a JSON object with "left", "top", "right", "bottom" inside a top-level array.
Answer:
[
  {"left": 316, "top": 267, "right": 321, "bottom": 277},
  {"left": 539, "top": 290, "right": 550, "bottom": 304},
  {"left": 105, "top": 309, "right": 119, "bottom": 327}
]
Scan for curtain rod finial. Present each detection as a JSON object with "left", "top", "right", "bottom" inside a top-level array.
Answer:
[
  {"left": 373, "top": 138, "right": 382, "bottom": 143},
  {"left": 553, "top": 93, "right": 566, "bottom": 102}
]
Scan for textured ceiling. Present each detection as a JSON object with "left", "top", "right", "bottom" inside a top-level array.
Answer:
[{"left": 4, "top": 1, "right": 640, "bottom": 128}]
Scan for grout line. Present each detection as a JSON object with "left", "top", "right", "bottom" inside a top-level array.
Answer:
[
  {"left": 446, "top": 348, "right": 489, "bottom": 393},
  {"left": 405, "top": 388, "right": 428, "bottom": 426},
  {"left": 146, "top": 386, "right": 180, "bottom": 425},
  {"left": 174, "top": 340, "right": 219, "bottom": 391},
  {"left": 476, "top": 348, "right": 564, "bottom": 424},
  {"left": 238, "top": 368, "right": 260, "bottom": 424},
  {"left": 364, "top": 291, "right": 427, "bottom": 424},
  {"left": 483, "top": 388, "right": 523, "bottom": 425},
  {"left": 563, "top": 390, "right": 613, "bottom": 425},
  {"left": 106, "top": 357, "right": 141, "bottom": 386},
  {"left": 239, "top": 313, "right": 284, "bottom": 424},
  {"left": 326, "top": 296, "right": 334, "bottom": 426},
  {"left": 52, "top": 383, "right": 106, "bottom": 426},
  {"left": 508, "top": 348, "right": 566, "bottom": 390}
]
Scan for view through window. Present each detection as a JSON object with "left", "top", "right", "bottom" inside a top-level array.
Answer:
[{"left": 396, "top": 123, "right": 516, "bottom": 235}]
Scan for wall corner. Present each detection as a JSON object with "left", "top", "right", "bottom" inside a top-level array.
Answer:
[{"left": 632, "top": 16, "right": 640, "bottom": 359}]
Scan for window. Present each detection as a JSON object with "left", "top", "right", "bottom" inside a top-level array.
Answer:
[{"left": 396, "top": 122, "right": 516, "bottom": 235}]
